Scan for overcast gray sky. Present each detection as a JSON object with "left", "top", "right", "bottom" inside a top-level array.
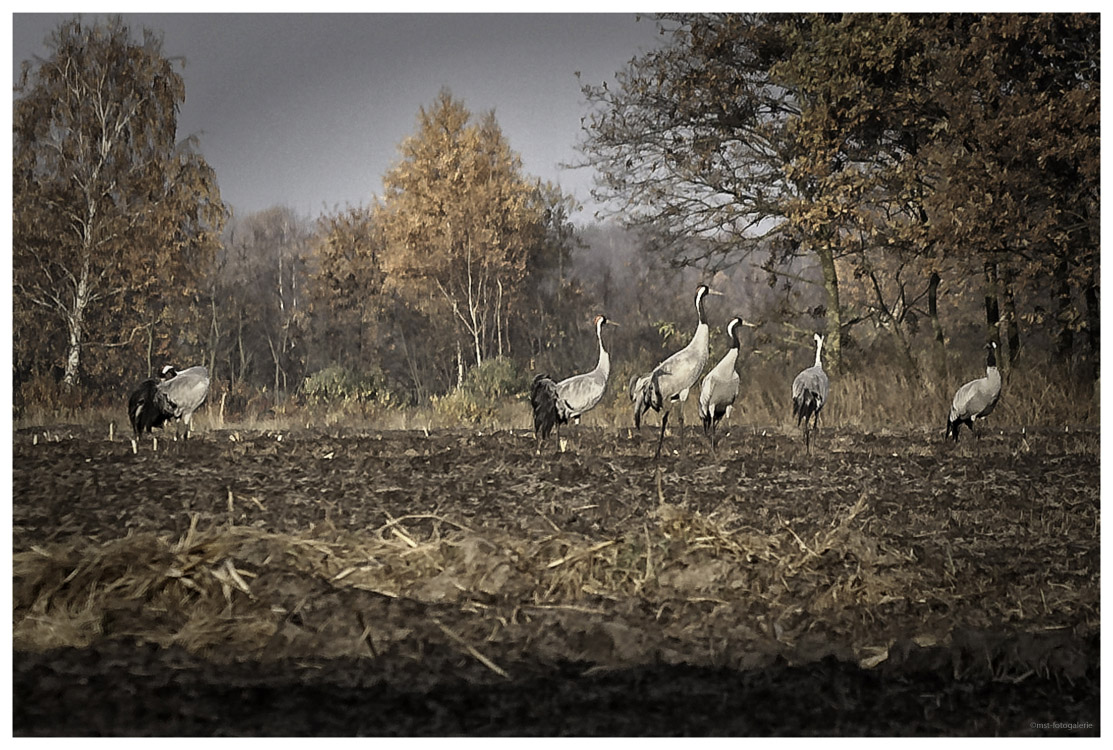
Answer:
[{"left": 12, "top": 12, "right": 664, "bottom": 221}]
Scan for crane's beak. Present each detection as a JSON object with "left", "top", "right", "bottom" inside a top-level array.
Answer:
[
  {"left": 707, "top": 288, "right": 725, "bottom": 296},
  {"left": 606, "top": 320, "right": 621, "bottom": 327},
  {"left": 738, "top": 319, "right": 758, "bottom": 328}
]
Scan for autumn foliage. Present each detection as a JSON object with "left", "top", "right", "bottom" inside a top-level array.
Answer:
[
  {"left": 579, "top": 13, "right": 1098, "bottom": 380},
  {"left": 13, "top": 18, "right": 225, "bottom": 392},
  {"left": 12, "top": 14, "right": 1099, "bottom": 430}
]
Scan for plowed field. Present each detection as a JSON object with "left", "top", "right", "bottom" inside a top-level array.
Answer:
[{"left": 12, "top": 423, "right": 1100, "bottom": 736}]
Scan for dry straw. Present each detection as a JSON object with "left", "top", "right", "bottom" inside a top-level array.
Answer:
[{"left": 17, "top": 488, "right": 1077, "bottom": 678}]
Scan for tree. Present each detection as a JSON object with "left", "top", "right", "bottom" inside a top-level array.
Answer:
[
  {"left": 13, "top": 17, "right": 225, "bottom": 388},
  {"left": 376, "top": 89, "right": 547, "bottom": 376},
  {"left": 309, "top": 205, "right": 386, "bottom": 373},
  {"left": 580, "top": 13, "right": 1099, "bottom": 378},
  {"left": 578, "top": 14, "right": 855, "bottom": 369},
  {"left": 510, "top": 180, "right": 585, "bottom": 367},
  {"left": 914, "top": 14, "right": 1099, "bottom": 373},
  {"left": 213, "top": 208, "right": 311, "bottom": 395},
  {"left": 785, "top": 14, "right": 1098, "bottom": 378}
]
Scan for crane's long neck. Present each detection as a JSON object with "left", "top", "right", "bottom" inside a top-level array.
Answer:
[
  {"left": 595, "top": 321, "right": 610, "bottom": 379},
  {"left": 696, "top": 289, "right": 708, "bottom": 326},
  {"left": 985, "top": 346, "right": 1001, "bottom": 387},
  {"left": 814, "top": 337, "right": 824, "bottom": 368},
  {"left": 690, "top": 319, "right": 711, "bottom": 365},
  {"left": 719, "top": 327, "right": 740, "bottom": 371},
  {"left": 684, "top": 289, "right": 710, "bottom": 358}
]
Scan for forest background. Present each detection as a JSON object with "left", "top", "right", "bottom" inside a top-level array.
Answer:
[{"left": 12, "top": 14, "right": 1100, "bottom": 433}]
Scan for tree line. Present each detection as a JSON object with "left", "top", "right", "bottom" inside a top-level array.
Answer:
[
  {"left": 13, "top": 14, "right": 1099, "bottom": 420},
  {"left": 578, "top": 13, "right": 1099, "bottom": 381}
]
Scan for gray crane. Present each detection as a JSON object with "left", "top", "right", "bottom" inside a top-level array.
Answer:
[
  {"left": 531, "top": 314, "right": 619, "bottom": 445},
  {"left": 631, "top": 283, "right": 722, "bottom": 460},
  {"left": 946, "top": 341, "right": 1002, "bottom": 442},
  {"left": 154, "top": 365, "right": 211, "bottom": 439},
  {"left": 792, "top": 332, "right": 829, "bottom": 450},
  {"left": 698, "top": 316, "right": 755, "bottom": 452}
]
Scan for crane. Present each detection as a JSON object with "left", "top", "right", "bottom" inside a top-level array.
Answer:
[
  {"left": 698, "top": 316, "right": 755, "bottom": 452},
  {"left": 531, "top": 314, "right": 619, "bottom": 447},
  {"left": 946, "top": 341, "right": 1002, "bottom": 441},
  {"left": 631, "top": 283, "right": 722, "bottom": 460},
  {"left": 152, "top": 365, "right": 211, "bottom": 439},
  {"left": 792, "top": 332, "right": 829, "bottom": 451}
]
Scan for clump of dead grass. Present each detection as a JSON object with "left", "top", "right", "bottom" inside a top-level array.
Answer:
[{"left": 14, "top": 492, "right": 936, "bottom": 673}]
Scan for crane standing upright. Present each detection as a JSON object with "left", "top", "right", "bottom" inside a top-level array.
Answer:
[
  {"left": 791, "top": 333, "right": 829, "bottom": 451},
  {"left": 946, "top": 341, "right": 1002, "bottom": 442},
  {"left": 531, "top": 314, "right": 619, "bottom": 447},
  {"left": 631, "top": 283, "right": 722, "bottom": 460},
  {"left": 698, "top": 316, "right": 754, "bottom": 452}
]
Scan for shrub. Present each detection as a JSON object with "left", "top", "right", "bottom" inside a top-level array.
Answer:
[
  {"left": 301, "top": 364, "right": 395, "bottom": 407},
  {"left": 13, "top": 374, "right": 108, "bottom": 423},
  {"left": 432, "top": 356, "right": 527, "bottom": 425}
]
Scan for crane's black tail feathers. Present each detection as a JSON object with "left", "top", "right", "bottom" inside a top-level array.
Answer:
[
  {"left": 945, "top": 417, "right": 967, "bottom": 442},
  {"left": 632, "top": 371, "right": 663, "bottom": 430},
  {"left": 530, "top": 374, "right": 567, "bottom": 440},
  {"left": 129, "top": 379, "right": 172, "bottom": 438},
  {"left": 701, "top": 404, "right": 726, "bottom": 436},
  {"left": 128, "top": 379, "right": 157, "bottom": 437},
  {"left": 155, "top": 388, "right": 181, "bottom": 419},
  {"left": 793, "top": 390, "right": 820, "bottom": 427}
]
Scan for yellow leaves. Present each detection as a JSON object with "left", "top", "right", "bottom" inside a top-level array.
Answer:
[
  {"left": 377, "top": 91, "right": 542, "bottom": 293},
  {"left": 14, "top": 17, "right": 225, "bottom": 387}
]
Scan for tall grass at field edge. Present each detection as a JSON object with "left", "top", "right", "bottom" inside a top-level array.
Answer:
[{"left": 13, "top": 359, "right": 1097, "bottom": 435}]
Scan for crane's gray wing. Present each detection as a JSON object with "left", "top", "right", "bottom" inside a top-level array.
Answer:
[
  {"left": 700, "top": 370, "right": 739, "bottom": 419},
  {"left": 792, "top": 366, "right": 828, "bottom": 423},
  {"left": 654, "top": 345, "right": 706, "bottom": 402},
  {"left": 949, "top": 375, "right": 999, "bottom": 422},
  {"left": 793, "top": 366, "right": 825, "bottom": 401},
  {"left": 157, "top": 366, "right": 210, "bottom": 417},
  {"left": 791, "top": 368, "right": 808, "bottom": 401},
  {"left": 557, "top": 370, "right": 606, "bottom": 416},
  {"left": 950, "top": 379, "right": 978, "bottom": 422},
  {"left": 815, "top": 368, "right": 829, "bottom": 403},
  {"left": 630, "top": 370, "right": 664, "bottom": 428}
]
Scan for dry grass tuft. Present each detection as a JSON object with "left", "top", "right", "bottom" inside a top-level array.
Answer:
[{"left": 13, "top": 495, "right": 986, "bottom": 672}]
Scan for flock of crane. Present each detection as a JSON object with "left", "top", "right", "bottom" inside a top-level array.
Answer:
[
  {"left": 530, "top": 284, "right": 1004, "bottom": 457},
  {"left": 125, "top": 284, "right": 1002, "bottom": 453}
]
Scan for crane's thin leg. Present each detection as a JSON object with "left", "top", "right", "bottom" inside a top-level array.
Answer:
[{"left": 654, "top": 410, "right": 669, "bottom": 462}]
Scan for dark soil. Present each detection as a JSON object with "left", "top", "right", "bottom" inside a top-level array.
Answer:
[{"left": 11, "top": 424, "right": 1101, "bottom": 736}]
